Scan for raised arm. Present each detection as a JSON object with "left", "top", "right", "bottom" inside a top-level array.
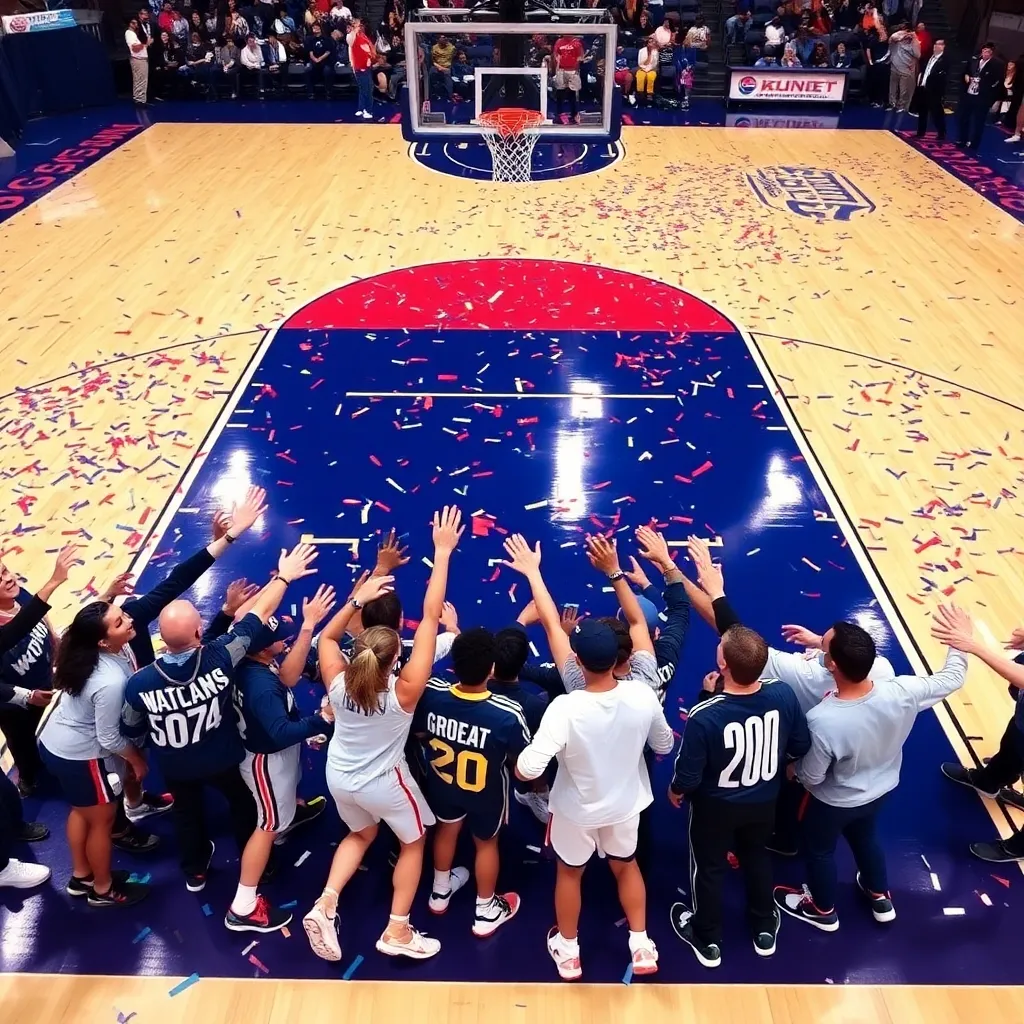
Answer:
[
  {"left": 586, "top": 533, "right": 654, "bottom": 656},
  {"left": 501, "top": 534, "right": 571, "bottom": 671},
  {"left": 317, "top": 574, "right": 395, "bottom": 686},
  {"left": 635, "top": 525, "right": 691, "bottom": 670},
  {"left": 279, "top": 584, "right": 336, "bottom": 687},
  {"left": 0, "top": 545, "right": 77, "bottom": 654},
  {"left": 396, "top": 506, "right": 464, "bottom": 711}
]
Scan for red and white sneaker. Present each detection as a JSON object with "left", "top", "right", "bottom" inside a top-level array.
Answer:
[
  {"left": 773, "top": 884, "right": 839, "bottom": 932},
  {"left": 546, "top": 926, "right": 582, "bottom": 981},
  {"left": 428, "top": 866, "right": 470, "bottom": 915},
  {"left": 630, "top": 941, "right": 658, "bottom": 975},
  {"left": 224, "top": 894, "right": 292, "bottom": 934},
  {"left": 376, "top": 926, "right": 441, "bottom": 959},
  {"left": 472, "top": 892, "right": 520, "bottom": 937}
]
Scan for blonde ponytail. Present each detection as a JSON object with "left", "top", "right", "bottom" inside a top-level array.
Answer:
[{"left": 345, "top": 625, "right": 401, "bottom": 714}]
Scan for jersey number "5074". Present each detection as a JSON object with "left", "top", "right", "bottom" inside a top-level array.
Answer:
[
  {"left": 149, "top": 700, "right": 223, "bottom": 749},
  {"left": 718, "top": 709, "right": 780, "bottom": 788}
]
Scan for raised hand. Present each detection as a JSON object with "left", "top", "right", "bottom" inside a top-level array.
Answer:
[
  {"left": 931, "top": 603, "right": 976, "bottom": 653},
  {"left": 623, "top": 555, "right": 652, "bottom": 591},
  {"left": 211, "top": 510, "right": 233, "bottom": 542},
  {"left": 1005, "top": 627, "right": 1024, "bottom": 652},
  {"left": 781, "top": 624, "right": 823, "bottom": 650},
  {"left": 347, "top": 569, "right": 370, "bottom": 603},
  {"left": 353, "top": 573, "right": 395, "bottom": 607},
  {"left": 100, "top": 571, "right": 135, "bottom": 602},
  {"left": 376, "top": 529, "right": 411, "bottom": 573},
  {"left": 560, "top": 604, "right": 582, "bottom": 635},
  {"left": 585, "top": 533, "right": 620, "bottom": 576},
  {"left": 440, "top": 600, "right": 460, "bottom": 634},
  {"left": 223, "top": 578, "right": 260, "bottom": 616},
  {"left": 302, "top": 584, "right": 337, "bottom": 627},
  {"left": 432, "top": 506, "right": 465, "bottom": 555},
  {"left": 277, "top": 542, "right": 318, "bottom": 583},
  {"left": 635, "top": 525, "right": 673, "bottom": 570},
  {"left": 686, "top": 536, "right": 724, "bottom": 600},
  {"left": 49, "top": 545, "right": 79, "bottom": 586},
  {"left": 501, "top": 534, "right": 541, "bottom": 576},
  {"left": 228, "top": 485, "right": 268, "bottom": 537}
]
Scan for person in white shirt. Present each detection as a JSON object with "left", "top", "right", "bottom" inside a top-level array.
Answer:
[
  {"left": 302, "top": 507, "right": 464, "bottom": 965},
  {"left": 504, "top": 533, "right": 674, "bottom": 982},
  {"left": 240, "top": 33, "right": 266, "bottom": 94},
  {"left": 764, "top": 17, "right": 786, "bottom": 56},
  {"left": 329, "top": 0, "right": 352, "bottom": 25},
  {"left": 635, "top": 36, "right": 660, "bottom": 106},
  {"left": 125, "top": 17, "right": 151, "bottom": 106}
]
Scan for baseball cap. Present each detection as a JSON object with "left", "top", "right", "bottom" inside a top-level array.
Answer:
[
  {"left": 569, "top": 619, "right": 619, "bottom": 673},
  {"left": 249, "top": 614, "right": 293, "bottom": 654},
  {"left": 617, "top": 595, "right": 662, "bottom": 635}
]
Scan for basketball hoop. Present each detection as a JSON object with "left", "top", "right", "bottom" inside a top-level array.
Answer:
[{"left": 478, "top": 107, "right": 545, "bottom": 183}]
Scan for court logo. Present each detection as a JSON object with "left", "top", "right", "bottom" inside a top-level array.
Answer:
[
  {"left": 738, "top": 76, "right": 758, "bottom": 96},
  {"left": 746, "top": 166, "right": 875, "bottom": 221}
]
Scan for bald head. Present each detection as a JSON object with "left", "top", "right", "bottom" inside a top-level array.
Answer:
[{"left": 159, "top": 600, "right": 203, "bottom": 652}]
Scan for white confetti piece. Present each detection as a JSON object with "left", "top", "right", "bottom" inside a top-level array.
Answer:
[
  {"left": 979, "top": 892, "right": 992, "bottom": 906},
  {"left": 920, "top": 854, "right": 931, "bottom": 870},
  {"left": 930, "top": 872, "right": 942, "bottom": 891},
  {"left": 294, "top": 850, "right": 311, "bottom": 867},
  {"left": 942, "top": 907, "right": 965, "bottom": 916},
  {"left": 526, "top": 845, "right": 541, "bottom": 853},
  {"left": 241, "top": 941, "right": 258, "bottom": 956},
  {"left": 524, "top": 499, "right": 548, "bottom": 510}
]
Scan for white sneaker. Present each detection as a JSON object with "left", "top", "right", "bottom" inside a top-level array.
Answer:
[
  {"left": 0, "top": 858, "right": 51, "bottom": 889},
  {"left": 376, "top": 925, "right": 441, "bottom": 959},
  {"left": 359, "top": 110, "right": 373, "bottom": 119},
  {"left": 627, "top": 94, "right": 637, "bottom": 106},
  {"left": 303, "top": 901, "right": 342, "bottom": 962},
  {"left": 472, "top": 892, "right": 520, "bottom": 937},
  {"left": 428, "top": 866, "right": 470, "bottom": 914},
  {"left": 546, "top": 926, "right": 582, "bottom": 981},
  {"left": 631, "top": 940, "right": 658, "bottom": 975},
  {"left": 125, "top": 792, "right": 173, "bottom": 823},
  {"left": 1007, "top": 134, "right": 1022, "bottom": 143},
  {"left": 514, "top": 789, "right": 550, "bottom": 824}
]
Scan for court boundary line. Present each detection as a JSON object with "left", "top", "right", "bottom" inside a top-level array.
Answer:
[{"left": 742, "top": 329, "right": 1019, "bottom": 838}]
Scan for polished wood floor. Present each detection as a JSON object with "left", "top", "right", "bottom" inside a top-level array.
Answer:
[{"left": 1, "top": 123, "right": 1022, "bottom": 1020}]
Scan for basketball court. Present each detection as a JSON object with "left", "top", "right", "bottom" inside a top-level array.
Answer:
[{"left": 1, "top": 26, "right": 1024, "bottom": 1022}]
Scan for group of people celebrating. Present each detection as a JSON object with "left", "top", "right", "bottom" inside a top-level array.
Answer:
[{"left": 2, "top": 486, "right": 1021, "bottom": 980}]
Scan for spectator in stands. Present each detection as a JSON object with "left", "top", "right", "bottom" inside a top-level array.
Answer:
[
  {"left": 635, "top": 35, "right": 659, "bottom": 107},
  {"left": 158, "top": 0, "right": 175, "bottom": 34},
  {"left": 887, "top": 23, "right": 920, "bottom": 112},
  {"left": 265, "top": 29, "right": 288, "bottom": 90},
  {"left": 861, "top": 2, "right": 885, "bottom": 34},
  {"left": 450, "top": 48, "right": 474, "bottom": 100},
  {"left": 188, "top": 11, "right": 206, "bottom": 40},
  {"left": 810, "top": 40, "right": 830, "bottom": 66},
  {"left": 781, "top": 41, "right": 802, "bottom": 67},
  {"left": 305, "top": 21, "right": 335, "bottom": 97},
  {"left": 304, "top": 0, "right": 321, "bottom": 27},
  {"left": 959, "top": 42, "right": 1004, "bottom": 149},
  {"left": 998, "top": 59, "right": 1017, "bottom": 128},
  {"left": 553, "top": 33, "right": 585, "bottom": 125},
  {"left": 915, "top": 20, "right": 932, "bottom": 60},
  {"left": 155, "top": 29, "right": 184, "bottom": 95},
  {"left": 613, "top": 0, "right": 645, "bottom": 35},
  {"left": 204, "top": 8, "right": 220, "bottom": 37},
  {"left": 170, "top": 6, "right": 190, "bottom": 45},
  {"left": 226, "top": 7, "right": 249, "bottom": 43},
  {"left": 863, "top": 27, "right": 890, "bottom": 107},
  {"left": 1004, "top": 56, "right": 1024, "bottom": 136},
  {"left": 794, "top": 26, "right": 814, "bottom": 64},
  {"left": 137, "top": 7, "right": 156, "bottom": 51},
  {"left": 274, "top": 5, "right": 295, "bottom": 37},
  {"left": 240, "top": 33, "right": 267, "bottom": 94},
  {"left": 126, "top": 16, "right": 152, "bottom": 107},
  {"left": 431, "top": 33, "right": 456, "bottom": 101},
  {"left": 216, "top": 35, "right": 240, "bottom": 98},
  {"left": 831, "top": 40, "right": 852, "bottom": 67},
  {"left": 725, "top": 10, "right": 751, "bottom": 46},
  {"left": 833, "top": 0, "right": 858, "bottom": 29},
  {"left": 675, "top": 47, "right": 694, "bottom": 109},
  {"left": 683, "top": 16, "right": 709, "bottom": 51},
  {"left": 385, "top": 30, "right": 409, "bottom": 99},
  {"left": 183, "top": 31, "right": 215, "bottom": 93},
  {"left": 612, "top": 44, "right": 635, "bottom": 105},
  {"left": 349, "top": 18, "right": 375, "bottom": 118},
  {"left": 764, "top": 16, "right": 786, "bottom": 57},
  {"left": 329, "top": 0, "right": 351, "bottom": 28},
  {"left": 807, "top": 8, "right": 829, "bottom": 35},
  {"left": 654, "top": 16, "right": 674, "bottom": 48},
  {"left": 754, "top": 47, "right": 778, "bottom": 67}
]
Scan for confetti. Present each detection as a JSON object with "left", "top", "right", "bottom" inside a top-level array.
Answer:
[
  {"left": 342, "top": 954, "right": 365, "bottom": 980},
  {"left": 168, "top": 974, "right": 200, "bottom": 997}
]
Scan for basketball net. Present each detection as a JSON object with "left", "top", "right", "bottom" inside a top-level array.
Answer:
[{"left": 477, "top": 108, "right": 545, "bottom": 183}]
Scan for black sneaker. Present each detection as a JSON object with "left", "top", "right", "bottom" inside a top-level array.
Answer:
[
  {"left": 970, "top": 840, "right": 1024, "bottom": 864},
  {"left": 753, "top": 908, "right": 781, "bottom": 957},
  {"left": 87, "top": 880, "right": 149, "bottom": 907},
  {"left": 940, "top": 762, "right": 998, "bottom": 799},
  {"left": 773, "top": 884, "right": 839, "bottom": 932},
  {"left": 224, "top": 894, "right": 293, "bottom": 933},
  {"left": 112, "top": 825, "right": 160, "bottom": 854},
  {"left": 765, "top": 833, "right": 798, "bottom": 857},
  {"left": 998, "top": 787, "right": 1024, "bottom": 812},
  {"left": 16, "top": 778, "right": 37, "bottom": 798},
  {"left": 273, "top": 796, "right": 327, "bottom": 845},
  {"left": 67, "top": 869, "right": 131, "bottom": 897},
  {"left": 18, "top": 822, "right": 49, "bottom": 842},
  {"left": 186, "top": 840, "right": 216, "bottom": 893},
  {"left": 856, "top": 872, "right": 896, "bottom": 923},
  {"left": 669, "top": 902, "right": 722, "bottom": 968}
]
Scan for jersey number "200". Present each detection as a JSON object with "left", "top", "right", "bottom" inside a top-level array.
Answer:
[{"left": 718, "top": 709, "right": 780, "bottom": 788}]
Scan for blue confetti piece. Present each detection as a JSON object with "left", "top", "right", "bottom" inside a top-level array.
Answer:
[
  {"left": 168, "top": 973, "right": 200, "bottom": 997},
  {"left": 342, "top": 954, "right": 364, "bottom": 980},
  {"left": 621, "top": 962, "right": 634, "bottom": 986},
  {"left": 137, "top": 873, "right": 151, "bottom": 885},
  {"left": 201, "top": 903, "right": 213, "bottom": 917},
  {"left": 279, "top": 900, "right": 298, "bottom": 910},
  {"left": 132, "top": 926, "right": 151, "bottom": 945}
]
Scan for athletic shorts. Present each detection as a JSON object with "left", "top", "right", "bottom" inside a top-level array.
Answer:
[
  {"left": 546, "top": 812, "right": 640, "bottom": 867},
  {"left": 554, "top": 69, "right": 582, "bottom": 91},
  {"left": 39, "top": 744, "right": 121, "bottom": 808},
  {"left": 327, "top": 758, "right": 435, "bottom": 845},
  {"left": 428, "top": 765, "right": 509, "bottom": 841},
  {"left": 240, "top": 745, "right": 301, "bottom": 833}
]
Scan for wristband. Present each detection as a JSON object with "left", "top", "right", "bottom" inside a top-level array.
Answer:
[
  {"left": 276, "top": 576, "right": 291, "bottom": 586},
  {"left": 224, "top": 533, "right": 237, "bottom": 544},
  {"left": 350, "top": 597, "right": 363, "bottom": 609},
  {"left": 607, "top": 570, "right": 626, "bottom": 582}
]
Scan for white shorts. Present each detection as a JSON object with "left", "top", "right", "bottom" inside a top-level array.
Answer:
[
  {"left": 554, "top": 69, "right": 581, "bottom": 91},
  {"left": 546, "top": 813, "right": 640, "bottom": 867},
  {"left": 240, "top": 746, "right": 301, "bottom": 833},
  {"left": 327, "top": 758, "right": 435, "bottom": 845}
]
